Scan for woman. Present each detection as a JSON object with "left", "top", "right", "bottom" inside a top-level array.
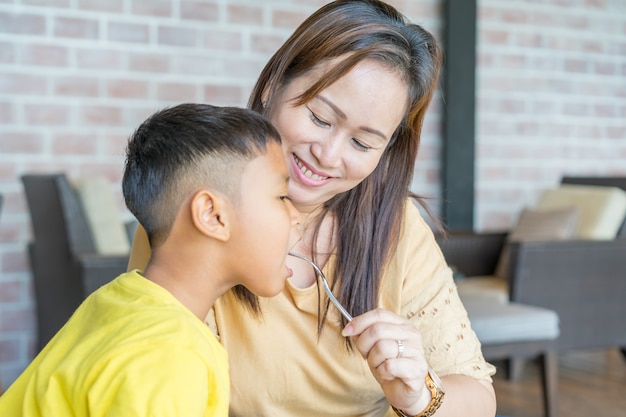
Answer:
[{"left": 129, "top": 1, "right": 496, "bottom": 416}]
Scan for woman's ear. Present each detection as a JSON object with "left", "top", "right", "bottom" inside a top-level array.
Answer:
[
  {"left": 190, "top": 189, "right": 230, "bottom": 242},
  {"left": 261, "top": 87, "right": 270, "bottom": 109}
]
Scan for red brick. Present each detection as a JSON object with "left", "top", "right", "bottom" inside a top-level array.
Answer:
[
  {"left": 156, "top": 82, "right": 197, "bottom": 101},
  {"left": 500, "top": 99, "right": 526, "bottom": 114},
  {"left": 402, "top": 1, "right": 441, "bottom": 20},
  {"left": 204, "top": 85, "right": 244, "bottom": 106},
  {"left": 532, "top": 11, "right": 557, "bottom": 26},
  {"left": 20, "top": 44, "right": 68, "bottom": 67},
  {"left": 0, "top": 307, "right": 36, "bottom": 332},
  {"left": 1, "top": 249, "right": 28, "bottom": 274},
  {"left": 479, "top": 29, "right": 510, "bottom": 45},
  {"left": 0, "top": 41, "right": 15, "bottom": 63},
  {"left": 584, "top": 0, "right": 606, "bottom": 8},
  {"left": 78, "top": 0, "right": 123, "bottom": 13},
  {"left": 53, "top": 76, "right": 99, "bottom": 97},
  {"left": 0, "top": 101, "right": 15, "bottom": 123},
  {"left": 223, "top": 57, "right": 265, "bottom": 78},
  {"left": 126, "top": 106, "right": 162, "bottom": 127},
  {"left": 131, "top": 0, "right": 172, "bottom": 17},
  {"left": 0, "top": 132, "right": 44, "bottom": 153},
  {"left": 107, "top": 22, "right": 150, "bottom": 44},
  {"left": 564, "top": 103, "right": 588, "bottom": 116},
  {"left": 517, "top": 33, "right": 545, "bottom": 48},
  {"left": 158, "top": 26, "right": 197, "bottom": 47},
  {"left": 53, "top": 16, "right": 99, "bottom": 39},
  {"left": 564, "top": 58, "right": 589, "bottom": 73},
  {"left": 606, "top": 126, "right": 626, "bottom": 139},
  {"left": 102, "top": 133, "right": 131, "bottom": 157},
  {"left": 0, "top": 221, "right": 21, "bottom": 243},
  {"left": 0, "top": 189, "right": 27, "bottom": 215},
  {"left": 52, "top": 133, "right": 99, "bottom": 155},
  {"left": 533, "top": 56, "right": 560, "bottom": 71},
  {"left": 594, "top": 62, "right": 616, "bottom": 75},
  {"left": 24, "top": 104, "right": 70, "bottom": 125},
  {"left": 23, "top": 0, "right": 70, "bottom": 7},
  {"left": 272, "top": 10, "right": 309, "bottom": 29},
  {"left": 81, "top": 106, "right": 123, "bottom": 126},
  {"left": 0, "top": 339, "right": 22, "bottom": 362},
  {"left": 0, "top": 281, "right": 21, "bottom": 302},
  {"left": 106, "top": 79, "right": 149, "bottom": 99},
  {"left": 79, "top": 163, "right": 126, "bottom": 182},
  {"left": 501, "top": 9, "right": 529, "bottom": 24},
  {"left": 181, "top": 1, "right": 219, "bottom": 22},
  {"left": 76, "top": 48, "right": 123, "bottom": 70},
  {"left": 204, "top": 30, "right": 242, "bottom": 51},
  {"left": 129, "top": 52, "right": 170, "bottom": 73},
  {"left": 0, "top": 12, "right": 46, "bottom": 35},
  {"left": 594, "top": 104, "right": 617, "bottom": 118},
  {"left": 563, "top": 15, "right": 589, "bottom": 30},
  {"left": 251, "top": 33, "right": 289, "bottom": 54},
  {"left": 227, "top": 5, "right": 263, "bottom": 25},
  {"left": 501, "top": 53, "right": 527, "bottom": 69},
  {"left": 580, "top": 39, "right": 604, "bottom": 53}
]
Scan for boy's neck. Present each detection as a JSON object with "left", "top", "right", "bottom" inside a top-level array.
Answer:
[{"left": 143, "top": 254, "right": 225, "bottom": 321}]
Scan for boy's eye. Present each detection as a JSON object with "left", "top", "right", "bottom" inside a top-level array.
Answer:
[{"left": 279, "top": 195, "right": 291, "bottom": 202}]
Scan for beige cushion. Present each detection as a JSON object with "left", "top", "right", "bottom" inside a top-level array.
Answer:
[
  {"left": 537, "top": 184, "right": 626, "bottom": 240},
  {"left": 456, "top": 276, "right": 509, "bottom": 304},
  {"left": 73, "top": 177, "right": 130, "bottom": 256},
  {"left": 495, "top": 206, "right": 580, "bottom": 279},
  {"left": 464, "top": 299, "right": 560, "bottom": 344}
]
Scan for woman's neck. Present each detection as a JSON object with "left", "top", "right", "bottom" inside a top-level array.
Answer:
[{"left": 287, "top": 210, "right": 337, "bottom": 288}]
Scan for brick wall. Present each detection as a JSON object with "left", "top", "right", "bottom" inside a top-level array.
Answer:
[
  {"left": 476, "top": 0, "right": 626, "bottom": 229},
  {"left": 0, "top": 0, "right": 624, "bottom": 387},
  {"left": 0, "top": 0, "right": 441, "bottom": 388}
]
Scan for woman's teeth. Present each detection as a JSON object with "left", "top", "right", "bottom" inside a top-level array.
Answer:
[{"left": 296, "top": 157, "right": 329, "bottom": 181}]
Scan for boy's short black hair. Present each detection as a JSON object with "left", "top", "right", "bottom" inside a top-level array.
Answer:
[{"left": 123, "top": 103, "right": 281, "bottom": 249}]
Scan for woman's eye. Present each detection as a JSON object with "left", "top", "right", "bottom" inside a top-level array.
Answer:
[
  {"left": 352, "top": 138, "right": 372, "bottom": 151},
  {"left": 309, "top": 109, "right": 330, "bottom": 127}
]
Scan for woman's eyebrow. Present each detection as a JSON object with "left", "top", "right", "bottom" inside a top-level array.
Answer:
[{"left": 317, "top": 95, "right": 387, "bottom": 141}]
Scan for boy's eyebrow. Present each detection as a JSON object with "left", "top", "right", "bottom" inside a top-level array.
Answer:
[{"left": 317, "top": 95, "right": 388, "bottom": 141}]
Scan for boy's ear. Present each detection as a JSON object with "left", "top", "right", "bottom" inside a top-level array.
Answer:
[{"left": 190, "top": 189, "right": 230, "bottom": 242}]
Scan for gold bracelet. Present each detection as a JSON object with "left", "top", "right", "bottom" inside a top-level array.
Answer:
[{"left": 391, "top": 370, "right": 445, "bottom": 417}]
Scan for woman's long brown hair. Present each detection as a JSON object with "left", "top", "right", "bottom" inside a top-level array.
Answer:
[{"left": 246, "top": 0, "right": 442, "bottom": 331}]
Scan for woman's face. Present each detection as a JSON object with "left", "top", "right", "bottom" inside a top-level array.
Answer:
[{"left": 269, "top": 59, "right": 409, "bottom": 214}]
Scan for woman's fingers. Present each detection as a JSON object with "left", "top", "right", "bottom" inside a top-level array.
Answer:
[
  {"left": 344, "top": 309, "right": 420, "bottom": 359},
  {"left": 343, "top": 308, "right": 431, "bottom": 409}
]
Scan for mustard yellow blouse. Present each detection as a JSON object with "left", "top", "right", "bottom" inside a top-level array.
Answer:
[{"left": 129, "top": 201, "right": 495, "bottom": 417}]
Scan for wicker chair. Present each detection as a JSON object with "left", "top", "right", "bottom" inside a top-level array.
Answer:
[
  {"left": 21, "top": 174, "right": 134, "bottom": 351},
  {"left": 438, "top": 176, "right": 626, "bottom": 356}
]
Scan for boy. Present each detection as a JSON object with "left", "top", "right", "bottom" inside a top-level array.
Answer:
[{"left": 0, "top": 103, "right": 300, "bottom": 416}]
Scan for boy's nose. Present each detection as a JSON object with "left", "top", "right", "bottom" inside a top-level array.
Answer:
[{"left": 287, "top": 199, "right": 301, "bottom": 227}]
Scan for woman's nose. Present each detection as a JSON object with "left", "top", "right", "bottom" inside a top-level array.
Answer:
[{"left": 310, "top": 134, "right": 342, "bottom": 168}]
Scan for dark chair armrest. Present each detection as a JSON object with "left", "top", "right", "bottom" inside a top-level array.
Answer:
[
  {"left": 435, "top": 231, "right": 507, "bottom": 277},
  {"left": 508, "top": 239, "right": 626, "bottom": 350},
  {"left": 78, "top": 253, "right": 130, "bottom": 295}
]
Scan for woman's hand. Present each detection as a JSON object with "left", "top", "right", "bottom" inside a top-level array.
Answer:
[{"left": 341, "top": 308, "right": 433, "bottom": 415}]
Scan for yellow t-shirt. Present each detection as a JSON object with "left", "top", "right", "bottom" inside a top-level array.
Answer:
[
  {"left": 210, "top": 202, "right": 495, "bottom": 417},
  {"left": 0, "top": 271, "right": 229, "bottom": 417}
]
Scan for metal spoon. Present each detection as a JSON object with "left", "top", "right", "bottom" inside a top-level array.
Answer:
[{"left": 288, "top": 252, "right": 353, "bottom": 322}]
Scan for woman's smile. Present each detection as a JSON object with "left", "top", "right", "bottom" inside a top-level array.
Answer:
[
  {"left": 292, "top": 154, "right": 332, "bottom": 185},
  {"left": 271, "top": 59, "right": 408, "bottom": 212}
]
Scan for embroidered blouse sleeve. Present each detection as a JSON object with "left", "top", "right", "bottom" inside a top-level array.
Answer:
[{"left": 380, "top": 201, "right": 495, "bottom": 381}]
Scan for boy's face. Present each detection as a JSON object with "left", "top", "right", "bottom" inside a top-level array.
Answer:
[{"left": 227, "top": 141, "right": 300, "bottom": 297}]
